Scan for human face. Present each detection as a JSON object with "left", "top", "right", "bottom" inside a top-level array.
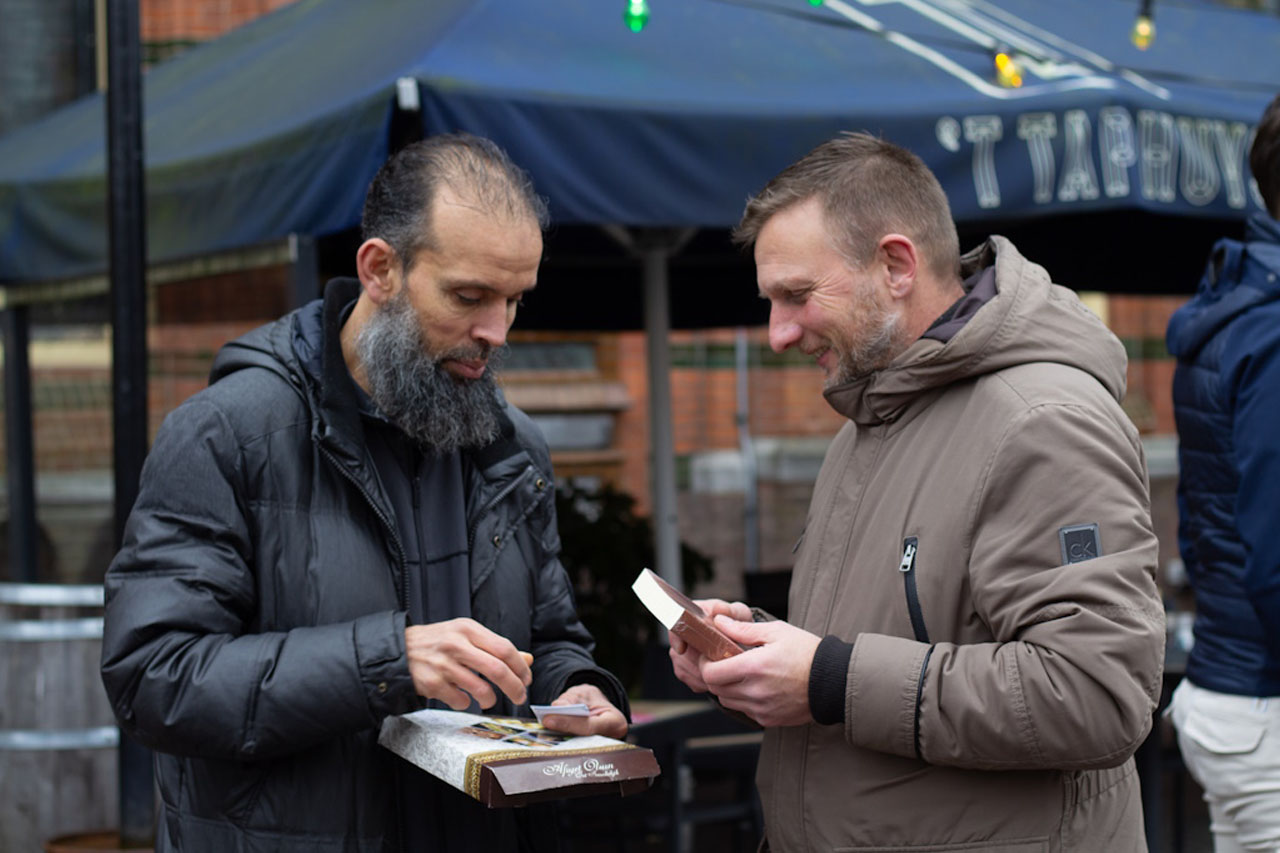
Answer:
[
  {"left": 396, "top": 190, "right": 542, "bottom": 381},
  {"left": 754, "top": 197, "right": 904, "bottom": 387}
]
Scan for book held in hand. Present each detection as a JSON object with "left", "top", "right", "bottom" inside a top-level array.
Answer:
[
  {"left": 379, "top": 709, "right": 660, "bottom": 807},
  {"left": 632, "top": 567, "right": 745, "bottom": 660}
]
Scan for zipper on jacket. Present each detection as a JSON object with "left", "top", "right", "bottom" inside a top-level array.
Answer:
[
  {"left": 898, "top": 537, "right": 929, "bottom": 644},
  {"left": 319, "top": 444, "right": 408, "bottom": 609}
]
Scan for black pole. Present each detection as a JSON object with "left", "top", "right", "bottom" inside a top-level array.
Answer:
[
  {"left": 2, "top": 306, "right": 38, "bottom": 583},
  {"left": 106, "top": 0, "right": 154, "bottom": 846}
]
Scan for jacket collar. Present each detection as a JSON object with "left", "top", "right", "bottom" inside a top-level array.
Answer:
[{"left": 822, "top": 236, "right": 1126, "bottom": 426}]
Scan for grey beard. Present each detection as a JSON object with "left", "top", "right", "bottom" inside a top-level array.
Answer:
[
  {"left": 353, "top": 291, "right": 506, "bottom": 452},
  {"left": 831, "top": 285, "right": 906, "bottom": 387}
]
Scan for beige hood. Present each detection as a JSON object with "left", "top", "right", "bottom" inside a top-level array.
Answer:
[{"left": 824, "top": 236, "right": 1127, "bottom": 426}]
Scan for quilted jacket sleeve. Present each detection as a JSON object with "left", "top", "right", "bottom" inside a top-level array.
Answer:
[{"left": 100, "top": 396, "right": 418, "bottom": 762}]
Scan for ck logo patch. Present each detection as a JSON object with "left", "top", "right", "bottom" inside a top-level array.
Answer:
[{"left": 1059, "top": 523, "right": 1102, "bottom": 565}]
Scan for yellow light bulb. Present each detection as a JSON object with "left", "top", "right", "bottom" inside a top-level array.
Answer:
[
  {"left": 994, "top": 52, "right": 1023, "bottom": 88},
  {"left": 1131, "top": 14, "right": 1155, "bottom": 50}
]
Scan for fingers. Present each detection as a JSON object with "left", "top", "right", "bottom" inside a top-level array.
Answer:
[
  {"left": 669, "top": 645, "right": 710, "bottom": 693},
  {"left": 697, "top": 599, "right": 753, "bottom": 622},
  {"left": 405, "top": 619, "right": 534, "bottom": 708},
  {"left": 541, "top": 685, "right": 629, "bottom": 739}
]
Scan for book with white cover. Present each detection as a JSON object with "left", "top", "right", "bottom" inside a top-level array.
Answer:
[
  {"left": 632, "top": 567, "right": 745, "bottom": 661},
  {"left": 378, "top": 709, "right": 660, "bottom": 807}
]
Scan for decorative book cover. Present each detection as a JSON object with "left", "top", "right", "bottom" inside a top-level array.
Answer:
[
  {"left": 632, "top": 567, "right": 746, "bottom": 661},
  {"left": 378, "top": 709, "right": 660, "bottom": 808}
]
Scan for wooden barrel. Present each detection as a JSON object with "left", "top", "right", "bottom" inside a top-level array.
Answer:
[{"left": 0, "top": 582, "right": 118, "bottom": 852}]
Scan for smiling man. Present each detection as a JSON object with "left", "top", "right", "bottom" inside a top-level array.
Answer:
[
  {"left": 101, "top": 134, "right": 628, "bottom": 853},
  {"left": 667, "top": 132, "right": 1165, "bottom": 851}
]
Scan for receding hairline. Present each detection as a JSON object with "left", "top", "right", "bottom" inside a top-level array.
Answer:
[
  {"left": 732, "top": 133, "right": 961, "bottom": 280},
  {"left": 405, "top": 159, "right": 545, "bottom": 269}
]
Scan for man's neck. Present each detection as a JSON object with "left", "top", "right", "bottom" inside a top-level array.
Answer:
[{"left": 904, "top": 274, "right": 966, "bottom": 343}]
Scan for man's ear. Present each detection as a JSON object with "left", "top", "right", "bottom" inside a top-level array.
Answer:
[
  {"left": 355, "top": 238, "right": 399, "bottom": 305},
  {"left": 878, "top": 234, "right": 918, "bottom": 299}
]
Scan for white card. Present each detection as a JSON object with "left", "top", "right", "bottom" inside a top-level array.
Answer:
[{"left": 529, "top": 703, "right": 591, "bottom": 723}]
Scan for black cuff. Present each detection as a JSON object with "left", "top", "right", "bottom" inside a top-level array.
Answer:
[
  {"left": 808, "top": 635, "right": 854, "bottom": 726},
  {"left": 563, "top": 668, "right": 632, "bottom": 722}
]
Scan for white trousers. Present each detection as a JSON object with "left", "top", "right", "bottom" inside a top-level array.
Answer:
[{"left": 1168, "top": 679, "right": 1280, "bottom": 853}]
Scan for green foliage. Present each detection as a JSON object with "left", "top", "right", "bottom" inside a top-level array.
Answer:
[{"left": 555, "top": 481, "right": 713, "bottom": 695}]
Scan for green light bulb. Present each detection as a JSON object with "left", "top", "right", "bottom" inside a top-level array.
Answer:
[
  {"left": 808, "top": 0, "right": 823, "bottom": 6},
  {"left": 624, "top": 0, "right": 650, "bottom": 32}
]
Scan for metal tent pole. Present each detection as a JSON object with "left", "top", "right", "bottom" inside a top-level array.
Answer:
[
  {"left": 602, "top": 226, "right": 696, "bottom": 592},
  {"left": 642, "top": 242, "right": 682, "bottom": 590}
]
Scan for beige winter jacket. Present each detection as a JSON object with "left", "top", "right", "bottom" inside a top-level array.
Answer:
[{"left": 757, "top": 237, "right": 1165, "bottom": 852}]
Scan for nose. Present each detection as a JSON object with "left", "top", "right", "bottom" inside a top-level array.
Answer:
[
  {"left": 768, "top": 304, "right": 801, "bottom": 353},
  {"left": 472, "top": 301, "right": 511, "bottom": 351}
]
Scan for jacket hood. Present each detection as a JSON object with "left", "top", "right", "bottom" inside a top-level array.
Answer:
[
  {"left": 208, "top": 279, "right": 369, "bottom": 467},
  {"left": 824, "top": 236, "right": 1127, "bottom": 425},
  {"left": 1167, "top": 213, "right": 1280, "bottom": 361}
]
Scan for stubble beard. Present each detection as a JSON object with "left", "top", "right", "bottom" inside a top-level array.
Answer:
[
  {"left": 828, "top": 282, "right": 907, "bottom": 388},
  {"left": 354, "top": 289, "right": 507, "bottom": 453}
]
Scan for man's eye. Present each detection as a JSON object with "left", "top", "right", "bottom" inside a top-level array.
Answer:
[
  {"left": 454, "top": 291, "right": 482, "bottom": 305},
  {"left": 508, "top": 296, "right": 526, "bottom": 309}
]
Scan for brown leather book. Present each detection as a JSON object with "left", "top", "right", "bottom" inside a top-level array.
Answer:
[{"left": 632, "top": 567, "right": 745, "bottom": 661}]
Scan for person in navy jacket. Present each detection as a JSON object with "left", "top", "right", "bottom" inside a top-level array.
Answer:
[{"left": 1166, "top": 92, "right": 1280, "bottom": 853}]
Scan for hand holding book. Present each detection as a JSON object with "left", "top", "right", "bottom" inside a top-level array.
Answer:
[{"left": 631, "top": 567, "right": 752, "bottom": 661}]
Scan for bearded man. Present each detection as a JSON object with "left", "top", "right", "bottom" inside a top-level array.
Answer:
[{"left": 101, "top": 134, "right": 628, "bottom": 853}]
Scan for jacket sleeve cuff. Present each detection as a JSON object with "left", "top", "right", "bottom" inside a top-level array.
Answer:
[
  {"left": 809, "top": 634, "right": 854, "bottom": 726},
  {"left": 559, "top": 668, "right": 632, "bottom": 722},
  {"left": 353, "top": 610, "right": 421, "bottom": 720}
]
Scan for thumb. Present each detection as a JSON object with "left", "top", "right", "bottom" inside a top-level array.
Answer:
[{"left": 715, "top": 614, "right": 767, "bottom": 646}]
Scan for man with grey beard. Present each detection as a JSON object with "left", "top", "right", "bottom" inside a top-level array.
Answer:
[{"left": 102, "top": 134, "right": 628, "bottom": 853}]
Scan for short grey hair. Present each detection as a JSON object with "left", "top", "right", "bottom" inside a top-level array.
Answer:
[{"left": 733, "top": 132, "right": 960, "bottom": 281}]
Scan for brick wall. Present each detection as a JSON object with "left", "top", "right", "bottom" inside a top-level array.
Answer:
[
  {"left": 143, "top": 0, "right": 297, "bottom": 43},
  {"left": 1107, "top": 294, "right": 1188, "bottom": 435},
  {"left": 615, "top": 327, "right": 843, "bottom": 517}
]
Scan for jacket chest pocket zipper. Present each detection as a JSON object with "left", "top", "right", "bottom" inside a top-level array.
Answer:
[{"left": 899, "top": 537, "right": 930, "bottom": 643}]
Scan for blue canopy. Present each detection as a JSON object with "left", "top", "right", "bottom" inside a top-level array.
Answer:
[{"left": 1, "top": 0, "right": 1277, "bottom": 283}]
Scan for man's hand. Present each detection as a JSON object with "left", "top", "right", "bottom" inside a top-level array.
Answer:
[
  {"left": 668, "top": 598, "right": 753, "bottom": 693},
  {"left": 538, "top": 684, "right": 628, "bottom": 739},
  {"left": 404, "top": 618, "right": 532, "bottom": 710},
  {"left": 698, "top": 616, "right": 822, "bottom": 728}
]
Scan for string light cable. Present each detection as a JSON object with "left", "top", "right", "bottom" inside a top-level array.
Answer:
[{"left": 694, "top": 0, "right": 1278, "bottom": 95}]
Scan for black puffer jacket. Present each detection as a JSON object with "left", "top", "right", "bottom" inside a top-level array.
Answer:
[{"left": 101, "top": 280, "right": 625, "bottom": 852}]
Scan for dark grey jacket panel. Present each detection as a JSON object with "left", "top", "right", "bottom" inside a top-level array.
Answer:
[{"left": 101, "top": 280, "right": 624, "bottom": 851}]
